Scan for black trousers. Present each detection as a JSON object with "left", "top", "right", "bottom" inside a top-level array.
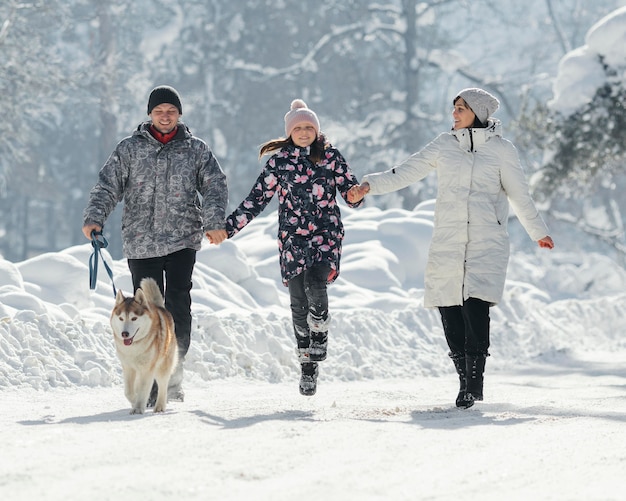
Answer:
[
  {"left": 127, "top": 248, "right": 196, "bottom": 358},
  {"left": 438, "top": 297, "right": 490, "bottom": 356},
  {"left": 287, "top": 265, "right": 331, "bottom": 348}
]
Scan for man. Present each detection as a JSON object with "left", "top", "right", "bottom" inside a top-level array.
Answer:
[{"left": 83, "top": 85, "right": 228, "bottom": 403}]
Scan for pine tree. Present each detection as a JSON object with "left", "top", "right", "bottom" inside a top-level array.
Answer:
[{"left": 536, "top": 73, "right": 626, "bottom": 201}]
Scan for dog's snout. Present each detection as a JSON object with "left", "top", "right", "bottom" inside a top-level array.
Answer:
[{"left": 122, "top": 331, "right": 130, "bottom": 338}]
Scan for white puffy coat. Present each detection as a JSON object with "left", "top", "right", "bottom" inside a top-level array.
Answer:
[{"left": 363, "top": 120, "right": 548, "bottom": 307}]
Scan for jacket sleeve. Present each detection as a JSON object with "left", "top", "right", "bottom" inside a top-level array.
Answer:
[
  {"left": 197, "top": 145, "right": 228, "bottom": 231},
  {"left": 82, "top": 146, "right": 128, "bottom": 227},
  {"left": 362, "top": 134, "right": 442, "bottom": 194},
  {"left": 224, "top": 159, "right": 278, "bottom": 238},
  {"left": 331, "top": 148, "right": 363, "bottom": 209},
  {"left": 499, "top": 140, "right": 549, "bottom": 241}
]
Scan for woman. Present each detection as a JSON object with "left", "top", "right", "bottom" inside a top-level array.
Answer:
[
  {"left": 210, "top": 99, "right": 363, "bottom": 396},
  {"left": 348, "top": 88, "right": 554, "bottom": 408}
]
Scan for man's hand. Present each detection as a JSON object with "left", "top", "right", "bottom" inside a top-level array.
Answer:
[
  {"left": 82, "top": 224, "right": 102, "bottom": 240},
  {"left": 206, "top": 229, "right": 228, "bottom": 245}
]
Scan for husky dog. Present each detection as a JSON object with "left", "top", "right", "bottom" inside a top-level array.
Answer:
[{"left": 110, "top": 278, "right": 178, "bottom": 414}]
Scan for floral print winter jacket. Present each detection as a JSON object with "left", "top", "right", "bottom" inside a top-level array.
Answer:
[
  {"left": 225, "top": 144, "right": 362, "bottom": 286},
  {"left": 83, "top": 121, "right": 228, "bottom": 259}
]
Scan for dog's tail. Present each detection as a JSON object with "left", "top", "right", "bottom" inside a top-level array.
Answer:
[{"left": 138, "top": 277, "right": 165, "bottom": 308}]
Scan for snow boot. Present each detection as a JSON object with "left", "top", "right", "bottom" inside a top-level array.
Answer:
[
  {"left": 146, "top": 381, "right": 158, "bottom": 408},
  {"left": 167, "top": 357, "right": 185, "bottom": 402},
  {"left": 299, "top": 361, "right": 319, "bottom": 396},
  {"left": 296, "top": 346, "right": 310, "bottom": 362},
  {"left": 307, "top": 312, "right": 331, "bottom": 333},
  {"left": 294, "top": 323, "right": 310, "bottom": 347},
  {"left": 449, "top": 352, "right": 469, "bottom": 408},
  {"left": 309, "top": 332, "right": 328, "bottom": 362},
  {"left": 464, "top": 354, "right": 487, "bottom": 405},
  {"left": 146, "top": 357, "right": 184, "bottom": 407},
  {"left": 307, "top": 313, "right": 330, "bottom": 362}
]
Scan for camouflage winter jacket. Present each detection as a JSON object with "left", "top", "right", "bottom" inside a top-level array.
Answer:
[
  {"left": 225, "top": 144, "right": 362, "bottom": 285},
  {"left": 83, "top": 121, "right": 228, "bottom": 259}
]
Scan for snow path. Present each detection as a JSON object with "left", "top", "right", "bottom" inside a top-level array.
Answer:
[{"left": 2, "top": 351, "right": 624, "bottom": 501}]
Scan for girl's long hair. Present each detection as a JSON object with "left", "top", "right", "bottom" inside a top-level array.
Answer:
[{"left": 259, "top": 133, "right": 328, "bottom": 164}]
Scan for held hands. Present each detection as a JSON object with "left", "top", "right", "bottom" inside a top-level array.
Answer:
[
  {"left": 206, "top": 229, "right": 228, "bottom": 245},
  {"left": 347, "top": 182, "right": 370, "bottom": 204},
  {"left": 538, "top": 236, "right": 555, "bottom": 249}
]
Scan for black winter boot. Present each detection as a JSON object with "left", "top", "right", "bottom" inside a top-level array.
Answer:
[
  {"left": 306, "top": 312, "right": 330, "bottom": 362},
  {"left": 167, "top": 356, "right": 185, "bottom": 402},
  {"left": 147, "top": 358, "right": 185, "bottom": 407},
  {"left": 299, "top": 362, "right": 319, "bottom": 396},
  {"left": 464, "top": 354, "right": 487, "bottom": 405},
  {"left": 449, "top": 352, "right": 468, "bottom": 408},
  {"left": 146, "top": 381, "right": 158, "bottom": 408},
  {"left": 309, "top": 332, "right": 328, "bottom": 361}
]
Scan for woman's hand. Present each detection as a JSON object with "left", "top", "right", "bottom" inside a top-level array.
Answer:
[
  {"left": 347, "top": 182, "right": 370, "bottom": 204},
  {"left": 538, "top": 236, "right": 554, "bottom": 249}
]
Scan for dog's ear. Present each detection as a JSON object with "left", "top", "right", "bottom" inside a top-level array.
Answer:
[
  {"left": 115, "top": 289, "right": 126, "bottom": 305},
  {"left": 134, "top": 288, "right": 146, "bottom": 306}
]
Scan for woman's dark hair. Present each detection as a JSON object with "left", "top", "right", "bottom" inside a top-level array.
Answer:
[
  {"left": 259, "top": 133, "right": 328, "bottom": 163},
  {"left": 453, "top": 96, "right": 486, "bottom": 128}
]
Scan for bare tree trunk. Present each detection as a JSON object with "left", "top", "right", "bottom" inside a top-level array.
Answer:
[
  {"left": 546, "top": 0, "right": 571, "bottom": 54},
  {"left": 402, "top": 0, "right": 419, "bottom": 150},
  {"left": 20, "top": 196, "right": 29, "bottom": 261},
  {"left": 94, "top": 2, "right": 123, "bottom": 258}
]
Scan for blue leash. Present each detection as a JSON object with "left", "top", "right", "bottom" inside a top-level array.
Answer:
[{"left": 89, "top": 230, "right": 117, "bottom": 297}]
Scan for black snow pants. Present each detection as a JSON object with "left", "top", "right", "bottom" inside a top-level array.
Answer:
[
  {"left": 127, "top": 248, "right": 196, "bottom": 358},
  {"left": 287, "top": 264, "right": 331, "bottom": 348}
]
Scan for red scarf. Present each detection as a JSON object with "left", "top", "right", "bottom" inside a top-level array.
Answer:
[{"left": 149, "top": 125, "right": 178, "bottom": 144}]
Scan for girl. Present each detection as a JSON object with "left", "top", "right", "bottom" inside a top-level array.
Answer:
[
  {"left": 348, "top": 88, "right": 554, "bottom": 408},
  {"left": 217, "top": 99, "right": 363, "bottom": 396}
]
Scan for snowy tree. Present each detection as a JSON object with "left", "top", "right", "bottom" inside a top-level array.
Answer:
[
  {"left": 533, "top": 6, "right": 626, "bottom": 260},
  {"left": 2, "top": 0, "right": 625, "bottom": 259},
  {"left": 0, "top": 0, "right": 72, "bottom": 260}
]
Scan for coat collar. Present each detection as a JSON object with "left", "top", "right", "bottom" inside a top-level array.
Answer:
[
  {"left": 451, "top": 118, "right": 502, "bottom": 151},
  {"left": 135, "top": 121, "right": 191, "bottom": 142},
  {"left": 284, "top": 144, "right": 311, "bottom": 157}
]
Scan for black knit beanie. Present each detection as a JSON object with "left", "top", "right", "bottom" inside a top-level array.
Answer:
[{"left": 147, "top": 85, "right": 183, "bottom": 115}]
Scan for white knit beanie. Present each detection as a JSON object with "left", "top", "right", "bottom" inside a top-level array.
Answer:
[
  {"left": 284, "top": 99, "right": 320, "bottom": 137},
  {"left": 457, "top": 88, "right": 500, "bottom": 124}
]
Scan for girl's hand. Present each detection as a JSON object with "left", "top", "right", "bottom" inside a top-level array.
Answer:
[
  {"left": 347, "top": 183, "right": 370, "bottom": 203},
  {"left": 538, "top": 236, "right": 554, "bottom": 249}
]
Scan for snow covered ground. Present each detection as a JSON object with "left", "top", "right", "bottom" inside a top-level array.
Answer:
[{"left": 1, "top": 204, "right": 626, "bottom": 500}]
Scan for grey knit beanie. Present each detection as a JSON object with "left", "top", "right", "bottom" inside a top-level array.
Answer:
[
  {"left": 284, "top": 99, "right": 320, "bottom": 137},
  {"left": 457, "top": 88, "right": 499, "bottom": 124}
]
